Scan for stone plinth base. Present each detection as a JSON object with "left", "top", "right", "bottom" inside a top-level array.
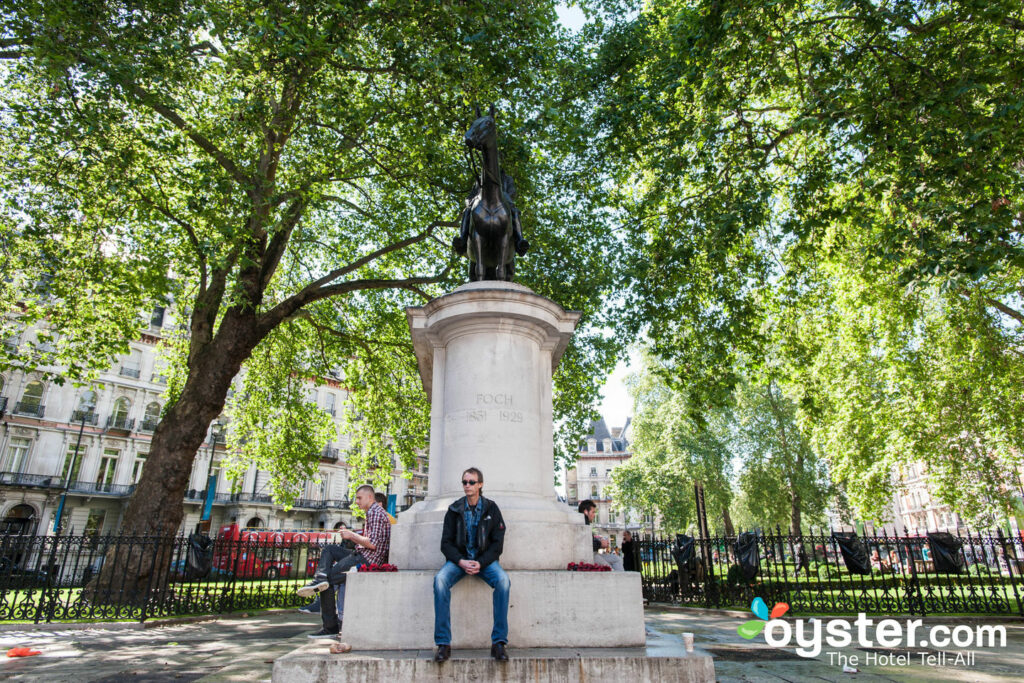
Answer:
[
  {"left": 272, "top": 647, "right": 715, "bottom": 683},
  {"left": 338, "top": 570, "right": 645, "bottom": 650},
  {"left": 389, "top": 500, "right": 592, "bottom": 571}
]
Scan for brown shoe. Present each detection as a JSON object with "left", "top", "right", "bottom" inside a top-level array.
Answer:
[
  {"left": 491, "top": 642, "right": 508, "bottom": 661},
  {"left": 434, "top": 644, "right": 451, "bottom": 663}
]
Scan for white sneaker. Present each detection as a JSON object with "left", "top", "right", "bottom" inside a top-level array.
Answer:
[{"left": 297, "top": 579, "right": 329, "bottom": 598}]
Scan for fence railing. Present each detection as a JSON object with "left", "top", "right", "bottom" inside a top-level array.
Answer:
[
  {"left": 0, "top": 531, "right": 341, "bottom": 623},
  {"left": 635, "top": 527, "right": 1024, "bottom": 616}
]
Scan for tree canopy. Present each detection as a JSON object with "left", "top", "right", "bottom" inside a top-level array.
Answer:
[
  {"left": 609, "top": 354, "right": 830, "bottom": 534},
  {"left": 591, "top": 0, "right": 1024, "bottom": 523},
  {"left": 0, "top": 0, "right": 626, "bottom": 543}
]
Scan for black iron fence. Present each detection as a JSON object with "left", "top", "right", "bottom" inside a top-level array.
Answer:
[
  {"left": 0, "top": 531, "right": 334, "bottom": 623},
  {"left": 636, "top": 526, "right": 1024, "bottom": 616}
]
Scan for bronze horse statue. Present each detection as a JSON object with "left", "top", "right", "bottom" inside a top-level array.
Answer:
[{"left": 452, "top": 106, "right": 529, "bottom": 281}]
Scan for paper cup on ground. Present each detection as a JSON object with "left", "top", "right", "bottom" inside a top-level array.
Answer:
[{"left": 682, "top": 632, "right": 694, "bottom": 652}]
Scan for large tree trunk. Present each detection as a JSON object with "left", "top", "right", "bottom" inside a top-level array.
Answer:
[
  {"left": 85, "top": 316, "right": 261, "bottom": 603},
  {"left": 722, "top": 506, "right": 735, "bottom": 537}
]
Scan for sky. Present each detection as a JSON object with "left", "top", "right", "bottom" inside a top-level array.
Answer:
[
  {"left": 598, "top": 349, "right": 639, "bottom": 429},
  {"left": 555, "top": 4, "right": 587, "bottom": 31}
]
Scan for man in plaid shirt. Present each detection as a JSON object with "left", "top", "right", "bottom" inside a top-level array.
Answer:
[{"left": 298, "top": 484, "right": 391, "bottom": 638}]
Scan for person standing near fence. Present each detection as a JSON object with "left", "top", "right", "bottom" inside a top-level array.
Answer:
[{"left": 621, "top": 530, "right": 639, "bottom": 572}]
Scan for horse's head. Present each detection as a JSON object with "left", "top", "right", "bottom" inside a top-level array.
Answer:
[{"left": 465, "top": 113, "right": 496, "bottom": 150}]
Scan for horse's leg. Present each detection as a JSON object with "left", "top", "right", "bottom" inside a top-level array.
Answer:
[
  {"left": 495, "top": 232, "right": 509, "bottom": 281},
  {"left": 474, "top": 233, "right": 486, "bottom": 281}
]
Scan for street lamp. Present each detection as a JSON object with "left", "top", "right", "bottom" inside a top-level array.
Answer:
[
  {"left": 200, "top": 421, "right": 225, "bottom": 523},
  {"left": 53, "top": 410, "right": 89, "bottom": 536}
]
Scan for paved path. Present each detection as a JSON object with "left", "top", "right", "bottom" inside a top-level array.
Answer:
[{"left": 1, "top": 608, "right": 1021, "bottom": 681}]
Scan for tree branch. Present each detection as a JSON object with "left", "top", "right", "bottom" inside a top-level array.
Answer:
[
  {"left": 258, "top": 265, "right": 452, "bottom": 338},
  {"left": 301, "top": 220, "right": 456, "bottom": 294},
  {"left": 125, "top": 81, "right": 250, "bottom": 189},
  {"left": 260, "top": 196, "right": 307, "bottom": 290},
  {"left": 985, "top": 297, "right": 1024, "bottom": 324}
]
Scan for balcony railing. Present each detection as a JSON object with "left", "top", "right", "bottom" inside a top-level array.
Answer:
[
  {"left": 119, "top": 366, "right": 141, "bottom": 378},
  {"left": 0, "top": 471, "right": 63, "bottom": 488},
  {"left": 184, "top": 491, "right": 350, "bottom": 510},
  {"left": 67, "top": 480, "right": 137, "bottom": 496},
  {"left": 217, "top": 492, "right": 275, "bottom": 505},
  {"left": 321, "top": 446, "right": 339, "bottom": 462},
  {"left": 140, "top": 417, "right": 160, "bottom": 432},
  {"left": 106, "top": 416, "right": 135, "bottom": 432},
  {"left": 150, "top": 373, "right": 168, "bottom": 385},
  {"left": 13, "top": 402, "right": 45, "bottom": 418},
  {"left": 70, "top": 409, "right": 99, "bottom": 425}
]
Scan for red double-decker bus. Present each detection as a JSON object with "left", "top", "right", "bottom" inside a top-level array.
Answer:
[{"left": 213, "top": 524, "right": 339, "bottom": 579}]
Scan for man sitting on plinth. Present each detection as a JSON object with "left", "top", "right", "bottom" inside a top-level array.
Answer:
[
  {"left": 433, "top": 467, "right": 510, "bottom": 663},
  {"left": 297, "top": 484, "right": 390, "bottom": 638}
]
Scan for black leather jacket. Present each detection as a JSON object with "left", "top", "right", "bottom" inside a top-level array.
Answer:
[{"left": 440, "top": 495, "right": 506, "bottom": 569}]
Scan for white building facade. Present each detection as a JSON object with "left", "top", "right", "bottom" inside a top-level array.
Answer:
[
  {"left": 565, "top": 417, "right": 651, "bottom": 547},
  {"left": 0, "top": 313, "right": 427, "bottom": 537}
]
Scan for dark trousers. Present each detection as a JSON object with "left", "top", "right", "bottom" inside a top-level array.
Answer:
[{"left": 316, "top": 544, "right": 363, "bottom": 631}]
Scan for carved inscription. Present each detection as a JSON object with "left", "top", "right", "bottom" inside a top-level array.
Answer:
[
  {"left": 476, "top": 393, "right": 513, "bottom": 407},
  {"left": 444, "top": 393, "right": 523, "bottom": 424}
]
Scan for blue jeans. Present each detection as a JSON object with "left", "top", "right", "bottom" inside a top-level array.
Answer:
[{"left": 433, "top": 560, "right": 510, "bottom": 646}]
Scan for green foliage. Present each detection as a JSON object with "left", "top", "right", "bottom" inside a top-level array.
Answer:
[
  {"left": 610, "top": 355, "right": 830, "bottom": 533},
  {"left": 609, "top": 352, "right": 734, "bottom": 533},
  {"left": 223, "top": 322, "right": 336, "bottom": 506},
  {"left": 0, "top": 0, "right": 629, "bottom": 518},
  {"left": 589, "top": 0, "right": 1024, "bottom": 523},
  {"left": 732, "top": 381, "right": 831, "bottom": 532}
]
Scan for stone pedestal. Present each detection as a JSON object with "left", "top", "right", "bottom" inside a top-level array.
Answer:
[
  {"left": 338, "top": 281, "right": 645, "bottom": 651},
  {"left": 340, "top": 571, "right": 645, "bottom": 649},
  {"left": 390, "top": 281, "right": 592, "bottom": 571}
]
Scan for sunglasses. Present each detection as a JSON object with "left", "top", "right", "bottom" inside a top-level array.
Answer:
[{"left": 462, "top": 479, "right": 479, "bottom": 486}]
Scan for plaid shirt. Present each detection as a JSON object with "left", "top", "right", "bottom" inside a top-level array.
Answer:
[{"left": 356, "top": 502, "right": 391, "bottom": 565}]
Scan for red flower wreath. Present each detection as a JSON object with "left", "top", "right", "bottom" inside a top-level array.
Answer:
[{"left": 566, "top": 562, "right": 612, "bottom": 572}]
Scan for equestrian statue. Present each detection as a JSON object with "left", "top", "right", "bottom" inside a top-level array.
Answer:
[{"left": 452, "top": 106, "right": 529, "bottom": 281}]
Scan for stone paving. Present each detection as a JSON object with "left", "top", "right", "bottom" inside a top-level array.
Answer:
[{"left": 0, "top": 607, "right": 1021, "bottom": 682}]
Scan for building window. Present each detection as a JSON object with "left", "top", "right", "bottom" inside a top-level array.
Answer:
[
  {"left": 110, "top": 397, "right": 131, "bottom": 429},
  {"left": 61, "top": 444, "right": 85, "bottom": 483},
  {"left": 605, "top": 468, "right": 612, "bottom": 477},
  {"left": 591, "top": 484, "right": 598, "bottom": 498},
  {"left": 324, "top": 392, "right": 336, "bottom": 416},
  {"left": 150, "top": 306, "right": 165, "bottom": 328},
  {"left": 132, "top": 453, "right": 147, "bottom": 483},
  {"left": 589, "top": 467, "right": 597, "bottom": 477},
  {"left": 588, "top": 440, "right": 596, "bottom": 453},
  {"left": 120, "top": 349, "right": 142, "bottom": 378},
  {"left": 84, "top": 509, "right": 106, "bottom": 536},
  {"left": 97, "top": 449, "right": 120, "bottom": 489},
  {"left": 17, "top": 381, "right": 44, "bottom": 415},
  {"left": 142, "top": 402, "right": 161, "bottom": 431},
  {"left": 3, "top": 437, "right": 32, "bottom": 473}
]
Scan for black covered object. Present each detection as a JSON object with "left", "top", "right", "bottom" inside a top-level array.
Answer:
[
  {"left": 832, "top": 531, "right": 871, "bottom": 575},
  {"left": 927, "top": 532, "right": 965, "bottom": 574},
  {"left": 186, "top": 532, "right": 214, "bottom": 579},
  {"left": 671, "top": 534, "right": 696, "bottom": 567},
  {"left": 734, "top": 532, "right": 760, "bottom": 580}
]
